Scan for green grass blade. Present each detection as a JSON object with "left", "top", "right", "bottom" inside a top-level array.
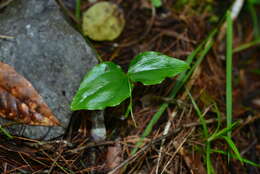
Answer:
[
  {"left": 233, "top": 38, "right": 260, "bottom": 52},
  {"left": 208, "top": 122, "right": 238, "bottom": 142},
  {"left": 212, "top": 102, "right": 222, "bottom": 135},
  {"left": 188, "top": 91, "right": 216, "bottom": 174},
  {"left": 75, "top": 0, "right": 81, "bottom": 20},
  {"left": 206, "top": 142, "right": 215, "bottom": 174},
  {"left": 211, "top": 149, "right": 260, "bottom": 167},
  {"left": 131, "top": 103, "right": 168, "bottom": 154},
  {"left": 248, "top": 2, "right": 260, "bottom": 38},
  {"left": 169, "top": 30, "right": 216, "bottom": 100},
  {"left": 188, "top": 91, "right": 208, "bottom": 138},
  {"left": 226, "top": 9, "right": 233, "bottom": 146},
  {"left": 0, "top": 125, "right": 13, "bottom": 139},
  {"left": 251, "top": 68, "right": 260, "bottom": 74},
  {"left": 222, "top": 136, "right": 243, "bottom": 163}
]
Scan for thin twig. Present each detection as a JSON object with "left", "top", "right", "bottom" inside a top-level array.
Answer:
[
  {"left": 118, "top": 7, "right": 155, "bottom": 47},
  {"left": 156, "top": 62, "right": 203, "bottom": 174},
  {"left": 18, "top": 152, "right": 33, "bottom": 171},
  {"left": 0, "top": 0, "right": 13, "bottom": 9},
  {"left": 108, "top": 128, "right": 183, "bottom": 174},
  {"left": 0, "top": 34, "right": 14, "bottom": 39},
  {"left": 55, "top": 0, "right": 80, "bottom": 24},
  {"left": 161, "top": 128, "right": 195, "bottom": 174},
  {"left": 156, "top": 110, "right": 177, "bottom": 174}
]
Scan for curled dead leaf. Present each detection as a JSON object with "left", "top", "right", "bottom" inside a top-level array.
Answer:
[
  {"left": 106, "top": 140, "right": 122, "bottom": 173},
  {"left": 0, "top": 61, "right": 60, "bottom": 126}
]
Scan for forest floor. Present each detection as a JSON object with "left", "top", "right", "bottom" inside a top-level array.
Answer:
[{"left": 0, "top": 0, "right": 260, "bottom": 173}]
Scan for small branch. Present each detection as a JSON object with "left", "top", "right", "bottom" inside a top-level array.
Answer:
[{"left": 0, "top": 35, "right": 14, "bottom": 40}]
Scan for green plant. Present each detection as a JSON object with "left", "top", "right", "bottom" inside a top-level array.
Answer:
[
  {"left": 211, "top": 149, "right": 260, "bottom": 167},
  {"left": 71, "top": 51, "right": 189, "bottom": 111},
  {"left": 188, "top": 91, "right": 212, "bottom": 174},
  {"left": 226, "top": 10, "right": 233, "bottom": 162},
  {"left": 75, "top": 0, "right": 81, "bottom": 20},
  {"left": 0, "top": 125, "right": 12, "bottom": 139},
  {"left": 150, "top": 0, "right": 162, "bottom": 7},
  {"left": 188, "top": 92, "right": 243, "bottom": 174},
  {"left": 247, "top": 0, "right": 260, "bottom": 38},
  {"left": 131, "top": 25, "right": 218, "bottom": 155}
]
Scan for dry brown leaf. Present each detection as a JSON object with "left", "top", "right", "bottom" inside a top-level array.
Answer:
[
  {"left": 0, "top": 61, "right": 60, "bottom": 126},
  {"left": 106, "top": 141, "right": 122, "bottom": 173}
]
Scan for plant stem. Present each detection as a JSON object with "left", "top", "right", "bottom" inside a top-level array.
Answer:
[
  {"left": 75, "top": 0, "right": 81, "bottom": 20},
  {"left": 226, "top": 10, "right": 233, "bottom": 162}
]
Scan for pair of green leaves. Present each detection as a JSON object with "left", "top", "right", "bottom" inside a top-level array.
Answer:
[{"left": 71, "top": 51, "right": 189, "bottom": 110}]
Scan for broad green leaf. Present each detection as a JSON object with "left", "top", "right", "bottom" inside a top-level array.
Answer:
[
  {"left": 150, "top": 0, "right": 162, "bottom": 7},
  {"left": 127, "top": 51, "right": 189, "bottom": 85},
  {"left": 71, "top": 62, "right": 131, "bottom": 110}
]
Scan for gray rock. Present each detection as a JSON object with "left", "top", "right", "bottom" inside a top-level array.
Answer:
[{"left": 0, "top": 0, "right": 98, "bottom": 139}]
